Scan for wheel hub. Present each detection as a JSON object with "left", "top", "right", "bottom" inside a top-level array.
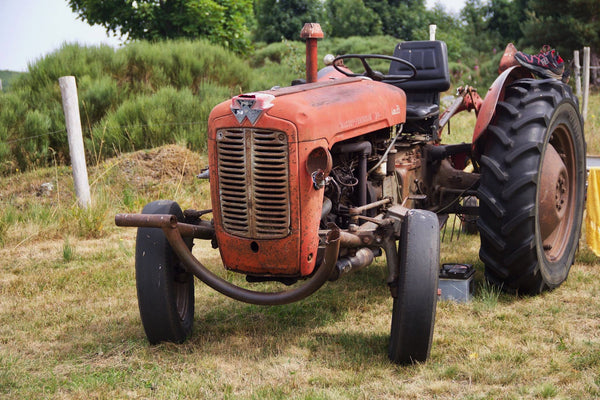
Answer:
[
  {"left": 539, "top": 143, "right": 568, "bottom": 243},
  {"left": 555, "top": 173, "right": 568, "bottom": 213}
]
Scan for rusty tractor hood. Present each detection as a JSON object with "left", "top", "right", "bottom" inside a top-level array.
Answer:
[
  {"left": 208, "top": 77, "right": 406, "bottom": 144},
  {"left": 206, "top": 78, "right": 406, "bottom": 278}
]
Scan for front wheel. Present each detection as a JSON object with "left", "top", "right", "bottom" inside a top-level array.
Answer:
[
  {"left": 135, "top": 200, "right": 195, "bottom": 344},
  {"left": 389, "top": 209, "right": 440, "bottom": 364},
  {"left": 478, "top": 79, "right": 586, "bottom": 293}
]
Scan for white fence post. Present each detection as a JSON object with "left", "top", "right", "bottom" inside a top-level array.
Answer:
[
  {"left": 59, "top": 76, "right": 91, "bottom": 209},
  {"left": 582, "top": 47, "right": 590, "bottom": 121},
  {"left": 573, "top": 50, "right": 581, "bottom": 98},
  {"left": 429, "top": 24, "right": 437, "bottom": 41}
]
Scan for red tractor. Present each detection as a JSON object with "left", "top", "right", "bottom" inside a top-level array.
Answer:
[{"left": 116, "top": 24, "right": 586, "bottom": 364}]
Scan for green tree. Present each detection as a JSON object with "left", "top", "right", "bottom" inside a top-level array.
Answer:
[
  {"left": 67, "top": 0, "right": 254, "bottom": 53},
  {"left": 426, "top": 4, "right": 468, "bottom": 60},
  {"left": 487, "top": 0, "right": 528, "bottom": 46},
  {"left": 254, "top": 0, "right": 325, "bottom": 43},
  {"left": 460, "top": 0, "right": 494, "bottom": 53},
  {"left": 365, "top": 0, "right": 429, "bottom": 40},
  {"left": 521, "top": 0, "right": 600, "bottom": 55},
  {"left": 326, "top": 0, "right": 382, "bottom": 37}
]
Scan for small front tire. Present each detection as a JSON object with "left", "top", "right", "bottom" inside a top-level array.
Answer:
[
  {"left": 389, "top": 209, "right": 440, "bottom": 364},
  {"left": 135, "top": 200, "right": 195, "bottom": 344}
]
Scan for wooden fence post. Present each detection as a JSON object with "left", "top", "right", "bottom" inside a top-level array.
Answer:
[
  {"left": 574, "top": 50, "right": 581, "bottom": 98},
  {"left": 582, "top": 47, "right": 590, "bottom": 121},
  {"left": 429, "top": 24, "right": 437, "bottom": 41},
  {"left": 59, "top": 76, "right": 91, "bottom": 209}
]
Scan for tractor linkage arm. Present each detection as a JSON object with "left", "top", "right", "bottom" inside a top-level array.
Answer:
[{"left": 438, "top": 86, "right": 483, "bottom": 134}]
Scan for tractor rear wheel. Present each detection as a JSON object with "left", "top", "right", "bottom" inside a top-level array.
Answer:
[
  {"left": 135, "top": 200, "right": 195, "bottom": 343},
  {"left": 478, "top": 79, "right": 585, "bottom": 294},
  {"left": 389, "top": 209, "right": 439, "bottom": 364}
]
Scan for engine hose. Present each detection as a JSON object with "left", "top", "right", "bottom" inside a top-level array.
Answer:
[
  {"left": 162, "top": 216, "right": 341, "bottom": 306},
  {"left": 335, "top": 141, "right": 372, "bottom": 207},
  {"left": 367, "top": 124, "right": 403, "bottom": 175}
]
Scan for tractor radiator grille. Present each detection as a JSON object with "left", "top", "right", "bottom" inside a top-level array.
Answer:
[{"left": 216, "top": 128, "right": 290, "bottom": 239}]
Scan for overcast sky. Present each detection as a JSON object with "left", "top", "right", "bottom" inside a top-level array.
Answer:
[{"left": 1, "top": 0, "right": 466, "bottom": 72}]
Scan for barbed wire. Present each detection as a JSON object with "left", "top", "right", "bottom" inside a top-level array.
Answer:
[{"left": 5, "top": 129, "right": 66, "bottom": 144}]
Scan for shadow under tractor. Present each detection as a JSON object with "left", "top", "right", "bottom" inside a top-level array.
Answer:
[{"left": 116, "top": 24, "right": 586, "bottom": 364}]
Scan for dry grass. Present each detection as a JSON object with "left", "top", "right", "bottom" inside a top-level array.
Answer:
[
  {"left": 583, "top": 91, "right": 600, "bottom": 155},
  {"left": 1, "top": 135, "right": 599, "bottom": 399}
]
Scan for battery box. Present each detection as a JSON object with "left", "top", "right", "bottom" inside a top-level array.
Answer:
[{"left": 438, "top": 263, "right": 475, "bottom": 302}]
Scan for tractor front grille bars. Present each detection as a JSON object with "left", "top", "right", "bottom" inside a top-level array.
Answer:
[{"left": 216, "top": 128, "right": 290, "bottom": 239}]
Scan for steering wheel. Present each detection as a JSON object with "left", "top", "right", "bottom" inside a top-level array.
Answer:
[{"left": 332, "top": 54, "right": 417, "bottom": 83}]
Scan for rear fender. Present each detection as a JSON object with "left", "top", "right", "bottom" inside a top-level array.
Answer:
[{"left": 471, "top": 66, "right": 533, "bottom": 159}]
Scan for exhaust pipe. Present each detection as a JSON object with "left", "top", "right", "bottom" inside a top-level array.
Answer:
[
  {"left": 329, "top": 247, "right": 375, "bottom": 281},
  {"left": 300, "top": 23, "right": 324, "bottom": 83},
  {"left": 115, "top": 213, "right": 341, "bottom": 306}
]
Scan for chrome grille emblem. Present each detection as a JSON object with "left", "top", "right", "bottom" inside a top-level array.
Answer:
[{"left": 231, "top": 99, "right": 262, "bottom": 124}]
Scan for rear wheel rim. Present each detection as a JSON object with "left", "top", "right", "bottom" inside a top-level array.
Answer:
[{"left": 538, "top": 124, "right": 577, "bottom": 262}]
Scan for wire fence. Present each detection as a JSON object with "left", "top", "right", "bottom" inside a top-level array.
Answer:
[{"left": 5, "top": 120, "right": 207, "bottom": 145}]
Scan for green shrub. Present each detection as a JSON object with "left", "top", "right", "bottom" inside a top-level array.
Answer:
[
  {"left": 250, "top": 41, "right": 304, "bottom": 67},
  {"left": 74, "top": 204, "right": 107, "bottom": 239},
  {"left": 0, "top": 40, "right": 253, "bottom": 174},
  {"left": 448, "top": 61, "right": 472, "bottom": 85},
  {"left": 79, "top": 76, "right": 120, "bottom": 125},
  {"left": 17, "top": 110, "right": 53, "bottom": 168},
  {"left": 0, "top": 70, "right": 23, "bottom": 91},
  {"left": 112, "top": 40, "right": 251, "bottom": 92},
  {"left": 321, "top": 35, "right": 399, "bottom": 56},
  {"left": 14, "top": 43, "right": 115, "bottom": 93},
  {"left": 62, "top": 237, "right": 75, "bottom": 262},
  {"left": 90, "top": 86, "right": 223, "bottom": 156}
]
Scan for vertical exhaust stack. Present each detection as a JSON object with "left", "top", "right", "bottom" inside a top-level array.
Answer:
[{"left": 300, "top": 23, "right": 324, "bottom": 83}]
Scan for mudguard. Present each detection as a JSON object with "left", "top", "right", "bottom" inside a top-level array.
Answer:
[{"left": 471, "top": 65, "right": 533, "bottom": 159}]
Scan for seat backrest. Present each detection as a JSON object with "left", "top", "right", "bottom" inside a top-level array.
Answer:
[{"left": 388, "top": 40, "right": 450, "bottom": 105}]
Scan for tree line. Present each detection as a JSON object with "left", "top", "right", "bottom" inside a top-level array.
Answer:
[{"left": 68, "top": 0, "right": 599, "bottom": 59}]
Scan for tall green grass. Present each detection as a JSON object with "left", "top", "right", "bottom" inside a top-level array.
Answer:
[{"left": 0, "top": 41, "right": 251, "bottom": 175}]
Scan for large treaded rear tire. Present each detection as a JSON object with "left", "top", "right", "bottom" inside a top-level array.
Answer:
[
  {"left": 477, "top": 79, "right": 585, "bottom": 294},
  {"left": 135, "top": 200, "right": 195, "bottom": 344}
]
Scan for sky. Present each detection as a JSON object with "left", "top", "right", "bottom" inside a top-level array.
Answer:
[
  {"left": 0, "top": 0, "right": 123, "bottom": 72},
  {"left": 0, "top": 0, "right": 466, "bottom": 72}
]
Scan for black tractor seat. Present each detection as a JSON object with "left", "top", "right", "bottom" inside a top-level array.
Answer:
[
  {"left": 386, "top": 40, "right": 450, "bottom": 138},
  {"left": 406, "top": 103, "right": 439, "bottom": 120}
]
